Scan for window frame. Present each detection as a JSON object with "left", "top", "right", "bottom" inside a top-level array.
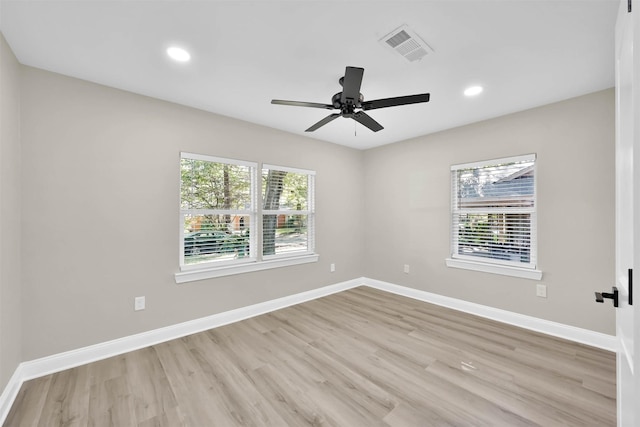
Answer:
[
  {"left": 176, "top": 153, "right": 318, "bottom": 284},
  {"left": 445, "top": 154, "right": 542, "bottom": 280}
]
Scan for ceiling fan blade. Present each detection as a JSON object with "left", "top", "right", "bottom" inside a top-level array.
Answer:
[
  {"left": 305, "top": 113, "right": 341, "bottom": 132},
  {"left": 340, "top": 67, "right": 364, "bottom": 105},
  {"left": 361, "top": 93, "right": 430, "bottom": 111},
  {"left": 352, "top": 111, "right": 384, "bottom": 132},
  {"left": 271, "top": 99, "right": 334, "bottom": 110}
]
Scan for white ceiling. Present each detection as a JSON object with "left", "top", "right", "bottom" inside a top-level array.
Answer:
[{"left": 0, "top": 0, "right": 618, "bottom": 150}]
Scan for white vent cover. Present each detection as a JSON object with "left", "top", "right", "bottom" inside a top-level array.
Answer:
[{"left": 380, "top": 25, "right": 433, "bottom": 62}]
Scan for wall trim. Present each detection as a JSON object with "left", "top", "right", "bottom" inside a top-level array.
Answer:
[
  {"left": 362, "top": 278, "right": 617, "bottom": 351},
  {"left": 0, "top": 277, "right": 616, "bottom": 424},
  {"left": 0, "top": 365, "right": 25, "bottom": 426},
  {"left": 21, "top": 278, "right": 363, "bottom": 381},
  {"left": 0, "top": 278, "right": 362, "bottom": 424}
]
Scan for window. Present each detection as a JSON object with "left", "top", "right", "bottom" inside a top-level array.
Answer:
[
  {"left": 262, "top": 165, "right": 315, "bottom": 258},
  {"left": 180, "top": 153, "right": 257, "bottom": 268},
  {"left": 447, "top": 154, "right": 541, "bottom": 280},
  {"left": 177, "top": 153, "right": 317, "bottom": 282}
]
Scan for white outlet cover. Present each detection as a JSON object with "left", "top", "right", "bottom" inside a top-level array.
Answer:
[{"left": 134, "top": 296, "right": 146, "bottom": 311}]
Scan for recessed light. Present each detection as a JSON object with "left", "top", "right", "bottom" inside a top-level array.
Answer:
[
  {"left": 464, "top": 86, "right": 483, "bottom": 97},
  {"left": 167, "top": 46, "right": 191, "bottom": 62}
]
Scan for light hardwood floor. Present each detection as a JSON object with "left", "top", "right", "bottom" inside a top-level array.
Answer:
[{"left": 5, "top": 286, "right": 616, "bottom": 426}]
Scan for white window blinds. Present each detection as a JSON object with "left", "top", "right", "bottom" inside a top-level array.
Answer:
[{"left": 451, "top": 154, "right": 537, "bottom": 269}]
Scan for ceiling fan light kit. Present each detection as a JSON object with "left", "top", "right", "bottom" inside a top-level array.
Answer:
[{"left": 271, "top": 66, "right": 430, "bottom": 133}]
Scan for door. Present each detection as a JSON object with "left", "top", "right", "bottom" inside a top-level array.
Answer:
[{"left": 615, "top": 0, "right": 638, "bottom": 425}]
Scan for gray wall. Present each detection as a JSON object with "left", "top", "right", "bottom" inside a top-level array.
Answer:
[
  {"left": 0, "top": 33, "right": 22, "bottom": 389},
  {"left": 363, "top": 89, "right": 616, "bottom": 335},
  {"left": 19, "top": 66, "right": 364, "bottom": 360},
  {"left": 1, "top": 37, "right": 616, "bottom": 376}
]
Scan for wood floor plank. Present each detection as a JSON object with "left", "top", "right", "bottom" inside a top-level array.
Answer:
[
  {"left": 37, "top": 363, "right": 90, "bottom": 427},
  {"left": 4, "top": 376, "right": 51, "bottom": 427},
  {"left": 185, "top": 330, "right": 289, "bottom": 426},
  {"left": 424, "top": 359, "right": 584, "bottom": 426},
  {"left": 123, "top": 347, "right": 178, "bottom": 424},
  {"left": 409, "top": 327, "right": 615, "bottom": 425},
  {"left": 153, "top": 338, "right": 237, "bottom": 426},
  {"left": 383, "top": 402, "right": 457, "bottom": 427},
  {"left": 88, "top": 375, "right": 136, "bottom": 427},
  {"left": 247, "top": 363, "right": 332, "bottom": 426},
  {"left": 4, "top": 287, "right": 616, "bottom": 426},
  {"left": 302, "top": 344, "right": 398, "bottom": 420}
]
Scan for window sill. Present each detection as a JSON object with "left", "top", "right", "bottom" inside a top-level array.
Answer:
[
  {"left": 175, "top": 254, "right": 319, "bottom": 283},
  {"left": 445, "top": 258, "right": 543, "bottom": 280}
]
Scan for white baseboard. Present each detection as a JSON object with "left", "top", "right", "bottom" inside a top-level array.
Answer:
[
  {"left": 0, "top": 278, "right": 363, "bottom": 424},
  {"left": 0, "top": 276, "right": 616, "bottom": 424},
  {"left": 362, "top": 278, "right": 617, "bottom": 352},
  {"left": 0, "top": 365, "right": 25, "bottom": 426}
]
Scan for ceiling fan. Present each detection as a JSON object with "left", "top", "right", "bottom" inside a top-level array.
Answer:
[{"left": 271, "top": 66, "right": 430, "bottom": 133}]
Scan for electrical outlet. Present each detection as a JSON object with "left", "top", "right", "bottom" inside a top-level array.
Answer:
[
  {"left": 330, "top": 263, "right": 336, "bottom": 272},
  {"left": 404, "top": 264, "right": 410, "bottom": 274},
  {"left": 134, "top": 296, "right": 146, "bottom": 311},
  {"left": 536, "top": 284, "right": 547, "bottom": 298}
]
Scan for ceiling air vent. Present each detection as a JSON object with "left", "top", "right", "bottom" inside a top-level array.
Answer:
[{"left": 380, "top": 25, "right": 433, "bottom": 62}]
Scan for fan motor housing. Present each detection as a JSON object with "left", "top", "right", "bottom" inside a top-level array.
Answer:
[{"left": 332, "top": 92, "right": 363, "bottom": 110}]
